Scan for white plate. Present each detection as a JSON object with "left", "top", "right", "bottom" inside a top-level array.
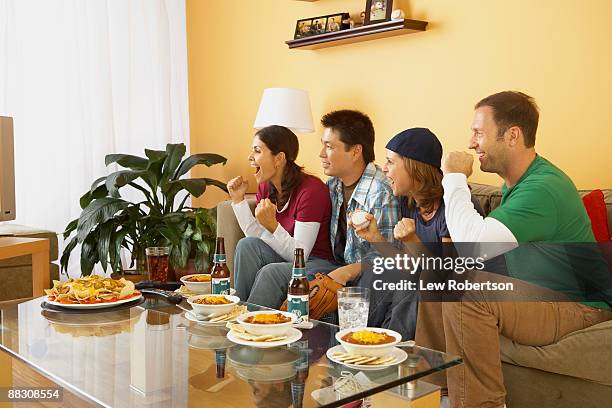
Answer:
[
  {"left": 185, "top": 310, "right": 239, "bottom": 326},
  {"left": 326, "top": 344, "right": 408, "bottom": 371},
  {"left": 226, "top": 327, "right": 302, "bottom": 349},
  {"left": 44, "top": 293, "right": 143, "bottom": 310}
]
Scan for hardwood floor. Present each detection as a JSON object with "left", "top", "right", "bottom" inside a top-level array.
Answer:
[{"left": 5, "top": 357, "right": 96, "bottom": 408}]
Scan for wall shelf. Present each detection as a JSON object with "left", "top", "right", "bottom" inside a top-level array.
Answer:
[{"left": 286, "top": 19, "right": 427, "bottom": 50}]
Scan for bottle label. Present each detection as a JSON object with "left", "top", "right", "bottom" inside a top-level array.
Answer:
[
  {"left": 212, "top": 277, "right": 230, "bottom": 295},
  {"left": 214, "top": 254, "right": 226, "bottom": 263},
  {"left": 291, "top": 267, "right": 306, "bottom": 278},
  {"left": 288, "top": 294, "right": 309, "bottom": 323}
]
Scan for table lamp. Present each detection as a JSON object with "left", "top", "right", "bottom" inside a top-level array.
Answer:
[{"left": 253, "top": 88, "right": 315, "bottom": 133}]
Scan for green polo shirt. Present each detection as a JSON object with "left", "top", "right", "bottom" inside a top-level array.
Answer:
[{"left": 489, "top": 155, "right": 611, "bottom": 310}]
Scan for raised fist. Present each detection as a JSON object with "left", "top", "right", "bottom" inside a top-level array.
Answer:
[
  {"left": 255, "top": 198, "right": 279, "bottom": 233},
  {"left": 227, "top": 176, "right": 249, "bottom": 203},
  {"left": 394, "top": 218, "right": 417, "bottom": 242},
  {"left": 442, "top": 151, "right": 474, "bottom": 178}
]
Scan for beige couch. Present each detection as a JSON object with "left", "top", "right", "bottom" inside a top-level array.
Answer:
[
  {"left": 217, "top": 185, "right": 612, "bottom": 408},
  {"left": 0, "top": 224, "right": 60, "bottom": 301}
]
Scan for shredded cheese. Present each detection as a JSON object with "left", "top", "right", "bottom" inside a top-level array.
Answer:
[{"left": 350, "top": 330, "right": 388, "bottom": 344}]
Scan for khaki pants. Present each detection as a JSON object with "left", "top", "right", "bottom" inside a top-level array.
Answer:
[{"left": 415, "top": 274, "right": 612, "bottom": 408}]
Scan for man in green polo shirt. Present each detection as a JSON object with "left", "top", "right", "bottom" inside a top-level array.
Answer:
[{"left": 416, "top": 91, "right": 612, "bottom": 408}]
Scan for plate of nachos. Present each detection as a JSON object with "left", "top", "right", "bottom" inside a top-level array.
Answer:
[{"left": 44, "top": 275, "right": 142, "bottom": 309}]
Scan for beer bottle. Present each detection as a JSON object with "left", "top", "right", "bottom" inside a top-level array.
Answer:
[
  {"left": 211, "top": 237, "right": 231, "bottom": 295},
  {"left": 287, "top": 248, "right": 309, "bottom": 323}
]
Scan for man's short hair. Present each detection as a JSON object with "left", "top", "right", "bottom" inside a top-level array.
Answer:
[
  {"left": 321, "top": 110, "right": 375, "bottom": 163},
  {"left": 475, "top": 91, "right": 539, "bottom": 148}
]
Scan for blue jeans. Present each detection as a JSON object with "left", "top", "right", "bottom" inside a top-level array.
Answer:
[{"left": 233, "top": 237, "right": 340, "bottom": 308}]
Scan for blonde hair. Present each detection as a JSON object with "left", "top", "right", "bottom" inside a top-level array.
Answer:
[{"left": 402, "top": 157, "right": 443, "bottom": 214}]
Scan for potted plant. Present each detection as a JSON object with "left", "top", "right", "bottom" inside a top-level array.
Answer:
[{"left": 61, "top": 143, "right": 227, "bottom": 277}]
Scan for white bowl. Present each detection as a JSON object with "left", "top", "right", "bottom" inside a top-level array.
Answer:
[
  {"left": 187, "top": 294, "right": 240, "bottom": 316},
  {"left": 180, "top": 274, "right": 212, "bottom": 294},
  {"left": 236, "top": 310, "right": 296, "bottom": 336},
  {"left": 335, "top": 327, "right": 401, "bottom": 357}
]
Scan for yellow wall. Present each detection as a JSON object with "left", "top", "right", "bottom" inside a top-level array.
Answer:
[{"left": 187, "top": 0, "right": 612, "bottom": 208}]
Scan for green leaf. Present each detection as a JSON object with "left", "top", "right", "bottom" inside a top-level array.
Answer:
[
  {"left": 60, "top": 236, "right": 78, "bottom": 274},
  {"left": 111, "top": 228, "right": 130, "bottom": 273},
  {"left": 63, "top": 219, "right": 78, "bottom": 240},
  {"left": 80, "top": 234, "right": 99, "bottom": 276},
  {"left": 183, "top": 224, "right": 194, "bottom": 239},
  {"left": 76, "top": 198, "right": 130, "bottom": 242},
  {"left": 159, "top": 224, "right": 181, "bottom": 246},
  {"left": 105, "top": 170, "right": 150, "bottom": 197},
  {"left": 90, "top": 176, "right": 107, "bottom": 194},
  {"left": 97, "top": 222, "right": 115, "bottom": 272},
  {"left": 163, "top": 144, "right": 187, "bottom": 182},
  {"left": 145, "top": 149, "right": 167, "bottom": 162},
  {"left": 80, "top": 184, "right": 109, "bottom": 209},
  {"left": 166, "top": 178, "right": 207, "bottom": 197},
  {"left": 177, "top": 238, "right": 191, "bottom": 268},
  {"left": 105, "top": 154, "right": 148, "bottom": 170},
  {"left": 144, "top": 149, "right": 167, "bottom": 188},
  {"left": 201, "top": 178, "right": 229, "bottom": 193},
  {"left": 174, "top": 153, "right": 227, "bottom": 179}
]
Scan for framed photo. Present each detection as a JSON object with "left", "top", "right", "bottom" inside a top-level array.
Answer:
[
  {"left": 364, "top": 0, "right": 393, "bottom": 25},
  {"left": 311, "top": 17, "right": 328, "bottom": 35},
  {"left": 294, "top": 18, "right": 313, "bottom": 39},
  {"left": 293, "top": 12, "right": 350, "bottom": 40},
  {"left": 325, "top": 14, "right": 343, "bottom": 33}
]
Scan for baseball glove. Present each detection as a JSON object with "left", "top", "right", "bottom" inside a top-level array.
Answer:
[{"left": 280, "top": 273, "right": 344, "bottom": 320}]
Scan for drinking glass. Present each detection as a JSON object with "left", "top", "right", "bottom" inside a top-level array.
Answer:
[
  {"left": 337, "top": 287, "right": 370, "bottom": 330},
  {"left": 146, "top": 247, "right": 170, "bottom": 282}
]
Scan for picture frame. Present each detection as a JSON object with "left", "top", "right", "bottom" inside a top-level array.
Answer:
[
  {"left": 325, "top": 13, "right": 344, "bottom": 33},
  {"left": 294, "top": 18, "right": 313, "bottom": 39},
  {"left": 293, "top": 12, "right": 350, "bottom": 39},
  {"left": 364, "top": 0, "right": 393, "bottom": 25},
  {"left": 311, "top": 16, "right": 328, "bottom": 35}
]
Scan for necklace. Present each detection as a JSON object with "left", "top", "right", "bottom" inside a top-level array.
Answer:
[{"left": 276, "top": 195, "right": 291, "bottom": 213}]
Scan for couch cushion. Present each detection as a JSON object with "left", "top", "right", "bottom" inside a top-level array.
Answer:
[
  {"left": 216, "top": 199, "right": 256, "bottom": 281},
  {"left": 469, "top": 184, "right": 612, "bottom": 235},
  {"left": 582, "top": 190, "right": 612, "bottom": 242},
  {"left": 500, "top": 319, "right": 612, "bottom": 385},
  {"left": 469, "top": 182, "right": 502, "bottom": 215},
  {"left": 0, "top": 224, "right": 59, "bottom": 265}
]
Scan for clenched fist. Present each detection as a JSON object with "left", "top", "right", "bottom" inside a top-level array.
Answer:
[
  {"left": 394, "top": 218, "right": 417, "bottom": 242},
  {"left": 227, "top": 176, "right": 249, "bottom": 204},
  {"left": 442, "top": 151, "right": 474, "bottom": 177},
  {"left": 255, "top": 198, "right": 279, "bottom": 233}
]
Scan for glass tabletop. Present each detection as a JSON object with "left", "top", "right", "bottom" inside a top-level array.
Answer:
[{"left": 0, "top": 297, "right": 461, "bottom": 408}]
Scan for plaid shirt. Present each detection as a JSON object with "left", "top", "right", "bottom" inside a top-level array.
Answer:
[{"left": 327, "top": 162, "right": 401, "bottom": 264}]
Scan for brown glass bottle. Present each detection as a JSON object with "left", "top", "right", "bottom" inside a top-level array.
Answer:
[
  {"left": 211, "top": 237, "right": 231, "bottom": 295},
  {"left": 287, "top": 248, "right": 309, "bottom": 322}
]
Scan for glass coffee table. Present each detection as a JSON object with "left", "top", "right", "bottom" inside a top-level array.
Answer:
[{"left": 0, "top": 297, "right": 461, "bottom": 407}]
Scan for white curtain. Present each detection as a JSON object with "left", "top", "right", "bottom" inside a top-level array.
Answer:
[{"left": 0, "top": 0, "right": 190, "bottom": 276}]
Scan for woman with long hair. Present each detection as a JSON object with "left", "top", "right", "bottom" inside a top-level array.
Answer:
[{"left": 228, "top": 125, "right": 334, "bottom": 302}]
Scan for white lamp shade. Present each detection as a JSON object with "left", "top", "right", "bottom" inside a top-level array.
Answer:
[{"left": 253, "top": 88, "right": 315, "bottom": 133}]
